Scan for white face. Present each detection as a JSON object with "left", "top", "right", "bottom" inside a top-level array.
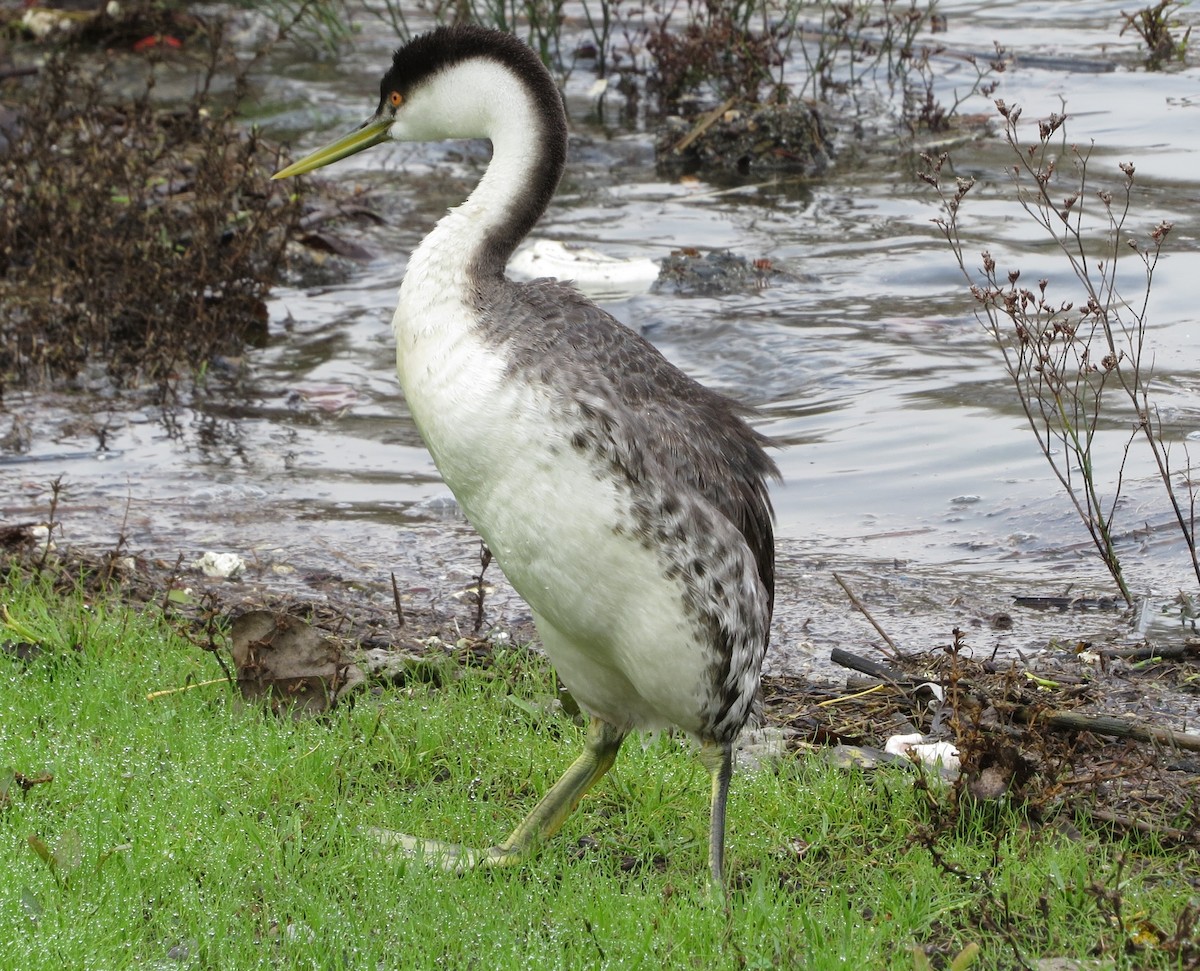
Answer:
[
  {"left": 384, "top": 59, "right": 532, "bottom": 145},
  {"left": 274, "top": 47, "right": 549, "bottom": 182}
]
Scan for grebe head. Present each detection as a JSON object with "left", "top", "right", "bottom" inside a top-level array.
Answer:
[{"left": 272, "top": 25, "right": 565, "bottom": 180}]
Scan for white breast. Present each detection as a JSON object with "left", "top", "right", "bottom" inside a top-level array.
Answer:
[{"left": 393, "top": 266, "right": 713, "bottom": 734}]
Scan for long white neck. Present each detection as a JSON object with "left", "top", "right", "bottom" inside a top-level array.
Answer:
[{"left": 396, "top": 58, "right": 567, "bottom": 338}]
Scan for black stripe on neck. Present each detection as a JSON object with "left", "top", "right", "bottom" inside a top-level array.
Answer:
[{"left": 382, "top": 26, "right": 568, "bottom": 279}]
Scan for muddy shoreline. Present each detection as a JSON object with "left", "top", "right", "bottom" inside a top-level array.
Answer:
[{"left": 4, "top": 527, "right": 1198, "bottom": 845}]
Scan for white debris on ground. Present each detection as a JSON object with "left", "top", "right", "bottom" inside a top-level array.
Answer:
[
  {"left": 884, "top": 732, "right": 962, "bottom": 778},
  {"left": 193, "top": 551, "right": 246, "bottom": 579}
]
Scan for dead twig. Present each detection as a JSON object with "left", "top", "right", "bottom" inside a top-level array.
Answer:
[
  {"left": 1100, "top": 640, "right": 1200, "bottom": 661},
  {"left": 102, "top": 484, "right": 133, "bottom": 585},
  {"left": 472, "top": 542, "right": 492, "bottom": 635},
  {"left": 830, "top": 646, "right": 908, "bottom": 683},
  {"left": 1014, "top": 706, "right": 1200, "bottom": 753},
  {"left": 38, "top": 476, "right": 64, "bottom": 570},
  {"left": 390, "top": 571, "right": 405, "bottom": 630},
  {"left": 1081, "top": 805, "right": 1195, "bottom": 842},
  {"left": 832, "top": 572, "right": 902, "bottom": 659},
  {"left": 159, "top": 552, "right": 186, "bottom": 617},
  {"left": 671, "top": 96, "right": 737, "bottom": 154},
  {"left": 146, "top": 677, "right": 233, "bottom": 701}
]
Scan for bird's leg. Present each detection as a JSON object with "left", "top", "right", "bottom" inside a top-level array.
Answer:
[
  {"left": 699, "top": 739, "right": 734, "bottom": 889},
  {"left": 372, "top": 716, "right": 625, "bottom": 872},
  {"left": 492, "top": 716, "right": 625, "bottom": 861}
]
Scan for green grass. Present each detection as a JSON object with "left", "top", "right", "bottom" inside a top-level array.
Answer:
[{"left": 1, "top": 574, "right": 1196, "bottom": 969}]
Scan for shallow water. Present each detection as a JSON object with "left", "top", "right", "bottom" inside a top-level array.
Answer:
[{"left": 4, "top": 1, "right": 1200, "bottom": 673}]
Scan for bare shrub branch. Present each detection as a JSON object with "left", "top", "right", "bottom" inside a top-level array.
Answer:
[{"left": 922, "top": 106, "right": 1196, "bottom": 602}]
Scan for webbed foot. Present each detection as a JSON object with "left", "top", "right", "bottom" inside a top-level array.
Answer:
[
  {"left": 366, "top": 829, "right": 519, "bottom": 871},
  {"left": 368, "top": 717, "right": 626, "bottom": 873}
]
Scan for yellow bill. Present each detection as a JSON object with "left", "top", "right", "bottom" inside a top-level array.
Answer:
[{"left": 272, "top": 118, "right": 392, "bottom": 179}]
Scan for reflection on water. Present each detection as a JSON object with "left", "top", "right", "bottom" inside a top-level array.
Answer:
[{"left": 3, "top": 1, "right": 1200, "bottom": 668}]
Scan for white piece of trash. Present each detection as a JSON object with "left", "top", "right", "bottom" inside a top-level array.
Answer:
[
  {"left": 508, "top": 239, "right": 660, "bottom": 299},
  {"left": 885, "top": 732, "right": 961, "bottom": 777},
  {"left": 193, "top": 551, "right": 246, "bottom": 579}
]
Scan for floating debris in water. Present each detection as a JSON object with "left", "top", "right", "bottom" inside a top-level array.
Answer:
[
  {"left": 656, "top": 101, "right": 833, "bottom": 177},
  {"left": 654, "top": 248, "right": 795, "bottom": 296},
  {"left": 509, "top": 239, "right": 659, "bottom": 299}
]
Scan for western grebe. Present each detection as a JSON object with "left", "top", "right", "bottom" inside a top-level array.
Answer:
[{"left": 274, "top": 24, "right": 778, "bottom": 886}]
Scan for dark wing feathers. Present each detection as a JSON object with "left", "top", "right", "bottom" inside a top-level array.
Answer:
[{"left": 480, "top": 278, "right": 779, "bottom": 615}]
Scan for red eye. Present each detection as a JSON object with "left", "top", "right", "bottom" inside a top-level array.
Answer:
[{"left": 389, "top": 91, "right": 403, "bottom": 108}]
